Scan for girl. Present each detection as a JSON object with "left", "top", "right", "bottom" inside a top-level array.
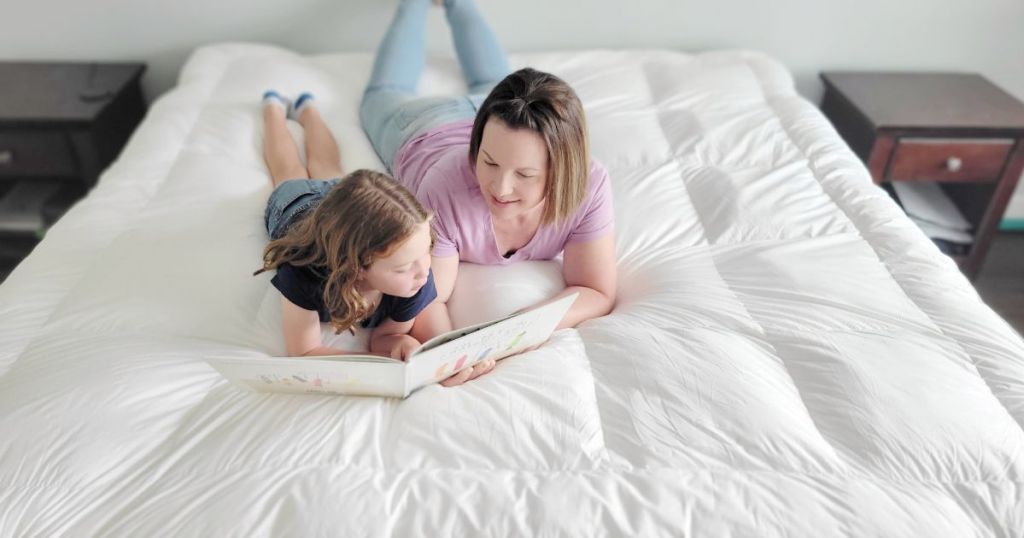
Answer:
[
  {"left": 255, "top": 92, "right": 439, "bottom": 363},
  {"left": 360, "top": 0, "right": 617, "bottom": 385}
]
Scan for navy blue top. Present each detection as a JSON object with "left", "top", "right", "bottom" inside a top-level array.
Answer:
[{"left": 271, "top": 264, "right": 437, "bottom": 328}]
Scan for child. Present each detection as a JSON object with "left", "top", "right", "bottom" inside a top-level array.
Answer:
[{"left": 255, "top": 91, "right": 436, "bottom": 362}]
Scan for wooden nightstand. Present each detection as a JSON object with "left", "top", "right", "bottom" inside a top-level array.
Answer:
[
  {"left": 0, "top": 62, "right": 146, "bottom": 278},
  {"left": 819, "top": 72, "right": 1024, "bottom": 280}
]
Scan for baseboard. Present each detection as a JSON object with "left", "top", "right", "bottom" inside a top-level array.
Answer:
[{"left": 1002, "top": 218, "right": 1024, "bottom": 231}]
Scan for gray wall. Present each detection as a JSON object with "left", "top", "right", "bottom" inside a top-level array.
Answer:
[{"left": 4, "top": 0, "right": 1023, "bottom": 217}]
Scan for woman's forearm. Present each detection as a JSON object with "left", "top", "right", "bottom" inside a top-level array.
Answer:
[
  {"left": 410, "top": 285, "right": 614, "bottom": 341},
  {"left": 411, "top": 301, "right": 454, "bottom": 342},
  {"left": 551, "top": 285, "right": 615, "bottom": 329}
]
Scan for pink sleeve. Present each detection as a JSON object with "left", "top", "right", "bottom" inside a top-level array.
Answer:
[
  {"left": 416, "top": 170, "right": 459, "bottom": 258},
  {"left": 567, "top": 164, "right": 615, "bottom": 243}
]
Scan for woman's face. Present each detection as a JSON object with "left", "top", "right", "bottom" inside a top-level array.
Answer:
[
  {"left": 475, "top": 117, "right": 549, "bottom": 220},
  {"left": 362, "top": 221, "right": 433, "bottom": 298}
]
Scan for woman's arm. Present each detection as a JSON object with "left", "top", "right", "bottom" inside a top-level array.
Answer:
[
  {"left": 409, "top": 254, "right": 496, "bottom": 386},
  {"left": 427, "top": 235, "right": 616, "bottom": 387},
  {"left": 410, "top": 254, "right": 459, "bottom": 342},
  {"left": 554, "top": 233, "right": 617, "bottom": 329}
]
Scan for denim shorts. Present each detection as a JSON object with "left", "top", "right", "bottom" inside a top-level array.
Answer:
[{"left": 263, "top": 178, "right": 341, "bottom": 240}]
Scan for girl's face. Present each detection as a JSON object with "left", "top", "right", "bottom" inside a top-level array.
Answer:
[
  {"left": 475, "top": 117, "right": 549, "bottom": 220},
  {"left": 361, "top": 221, "right": 433, "bottom": 298}
]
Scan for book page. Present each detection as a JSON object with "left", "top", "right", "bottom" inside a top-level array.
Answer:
[
  {"left": 414, "top": 310, "right": 519, "bottom": 354},
  {"left": 207, "top": 355, "right": 406, "bottom": 397},
  {"left": 403, "top": 293, "right": 577, "bottom": 395}
]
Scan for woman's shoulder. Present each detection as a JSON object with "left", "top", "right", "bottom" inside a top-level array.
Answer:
[
  {"left": 581, "top": 158, "right": 612, "bottom": 202},
  {"left": 558, "top": 158, "right": 614, "bottom": 242},
  {"left": 587, "top": 158, "right": 610, "bottom": 183}
]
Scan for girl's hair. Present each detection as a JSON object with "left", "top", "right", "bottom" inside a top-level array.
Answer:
[
  {"left": 469, "top": 67, "right": 590, "bottom": 226},
  {"left": 255, "top": 169, "right": 431, "bottom": 334}
]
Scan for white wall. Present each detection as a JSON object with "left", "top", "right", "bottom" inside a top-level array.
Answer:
[{"left": 4, "top": 0, "right": 1024, "bottom": 218}]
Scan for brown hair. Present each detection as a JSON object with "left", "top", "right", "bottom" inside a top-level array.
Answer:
[
  {"left": 254, "top": 169, "right": 431, "bottom": 334},
  {"left": 469, "top": 68, "right": 591, "bottom": 226}
]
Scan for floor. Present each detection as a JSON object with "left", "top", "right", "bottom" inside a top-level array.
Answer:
[
  {"left": 0, "top": 234, "right": 38, "bottom": 283},
  {"left": 974, "top": 232, "right": 1024, "bottom": 336}
]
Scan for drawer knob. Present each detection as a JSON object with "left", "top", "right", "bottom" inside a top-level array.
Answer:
[
  {"left": 0, "top": 149, "right": 12, "bottom": 166},
  {"left": 946, "top": 156, "right": 963, "bottom": 172}
]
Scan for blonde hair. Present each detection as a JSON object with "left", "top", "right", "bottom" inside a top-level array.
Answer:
[
  {"left": 469, "top": 67, "right": 590, "bottom": 226},
  {"left": 255, "top": 169, "right": 431, "bottom": 334}
]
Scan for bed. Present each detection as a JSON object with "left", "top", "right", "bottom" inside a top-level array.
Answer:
[{"left": 1, "top": 43, "right": 1023, "bottom": 536}]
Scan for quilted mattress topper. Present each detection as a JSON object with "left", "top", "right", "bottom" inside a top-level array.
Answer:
[{"left": 0, "top": 43, "right": 1022, "bottom": 535}]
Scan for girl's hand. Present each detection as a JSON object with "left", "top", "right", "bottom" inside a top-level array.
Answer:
[
  {"left": 440, "top": 359, "right": 497, "bottom": 387},
  {"left": 390, "top": 335, "right": 421, "bottom": 362}
]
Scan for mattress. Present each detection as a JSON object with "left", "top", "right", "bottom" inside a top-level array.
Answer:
[{"left": 1, "top": 43, "right": 1023, "bottom": 536}]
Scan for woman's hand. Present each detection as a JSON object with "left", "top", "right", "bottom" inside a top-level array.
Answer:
[
  {"left": 389, "top": 334, "right": 421, "bottom": 362},
  {"left": 440, "top": 359, "right": 497, "bottom": 387}
]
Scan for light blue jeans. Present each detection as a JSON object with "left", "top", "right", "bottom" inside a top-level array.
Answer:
[{"left": 359, "top": 0, "right": 511, "bottom": 172}]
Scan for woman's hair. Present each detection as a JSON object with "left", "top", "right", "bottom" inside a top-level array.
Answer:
[
  {"left": 255, "top": 169, "right": 431, "bottom": 334},
  {"left": 469, "top": 67, "right": 590, "bottom": 226}
]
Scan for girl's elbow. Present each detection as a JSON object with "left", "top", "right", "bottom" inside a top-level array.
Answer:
[{"left": 288, "top": 344, "right": 314, "bottom": 357}]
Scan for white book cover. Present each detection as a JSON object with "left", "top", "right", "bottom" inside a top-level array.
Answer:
[{"left": 206, "top": 293, "right": 578, "bottom": 398}]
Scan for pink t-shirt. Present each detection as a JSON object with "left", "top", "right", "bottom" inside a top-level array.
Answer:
[{"left": 392, "top": 119, "right": 614, "bottom": 265}]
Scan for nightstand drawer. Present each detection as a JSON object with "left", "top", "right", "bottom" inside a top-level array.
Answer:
[
  {"left": 0, "top": 130, "right": 77, "bottom": 178},
  {"left": 887, "top": 138, "right": 1013, "bottom": 182}
]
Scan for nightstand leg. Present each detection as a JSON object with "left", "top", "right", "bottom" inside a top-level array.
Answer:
[{"left": 965, "top": 142, "right": 1024, "bottom": 279}]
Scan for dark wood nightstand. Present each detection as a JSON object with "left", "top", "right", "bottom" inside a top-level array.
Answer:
[
  {"left": 0, "top": 62, "right": 146, "bottom": 279},
  {"left": 819, "top": 72, "right": 1024, "bottom": 280}
]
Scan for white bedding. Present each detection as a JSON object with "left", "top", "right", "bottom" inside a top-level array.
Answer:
[{"left": 2, "top": 43, "right": 1023, "bottom": 536}]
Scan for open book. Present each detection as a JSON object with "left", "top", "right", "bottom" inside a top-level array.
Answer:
[{"left": 206, "top": 293, "right": 577, "bottom": 398}]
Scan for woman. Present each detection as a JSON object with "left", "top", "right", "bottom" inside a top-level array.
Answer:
[{"left": 360, "top": 0, "right": 616, "bottom": 385}]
